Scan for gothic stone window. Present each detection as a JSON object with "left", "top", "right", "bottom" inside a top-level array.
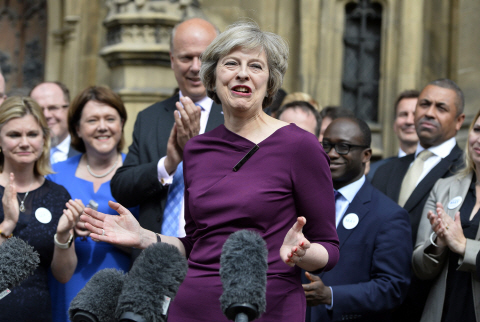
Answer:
[{"left": 341, "top": 0, "right": 382, "bottom": 122}]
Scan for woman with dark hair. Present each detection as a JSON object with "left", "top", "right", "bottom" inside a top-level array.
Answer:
[
  {"left": 47, "top": 86, "right": 138, "bottom": 322},
  {"left": 0, "top": 97, "right": 82, "bottom": 321},
  {"left": 82, "top": 21, "right": 339, "bottom": 321},
  {"left": 413, "top": 108, "right": 480, "bottom": 321}
]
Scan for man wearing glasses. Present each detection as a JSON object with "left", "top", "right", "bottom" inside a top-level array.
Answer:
[
  {"left": 30, "top": 81, "right": 79, "bottom": 164},
  {"left": 303, "top": 117, "right": 412, "bottom": 322},
  {"left": 0, "top": 69, "right": 6, "bottom": 105}
]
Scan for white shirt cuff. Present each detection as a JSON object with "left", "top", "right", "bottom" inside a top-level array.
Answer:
[
  {"left": 157, "top": 156, "right": 174, "bottom": 185},
  {"left": 325, "top": 286, "right": 333, "bottom": 310}
]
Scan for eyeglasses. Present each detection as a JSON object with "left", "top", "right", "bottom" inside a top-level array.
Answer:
[
  {"left": 321, "top": 142, "right": 369, "bottom": 155},
  {"left": 41, "top": 105, "right": 69, "bottom": 113}
]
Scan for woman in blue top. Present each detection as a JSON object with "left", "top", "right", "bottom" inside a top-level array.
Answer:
[{"left": 47, "top": 86, "right": 138, "bottom": 322}]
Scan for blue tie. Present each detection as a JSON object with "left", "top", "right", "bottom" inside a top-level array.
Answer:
[{"left": 161, "top": 162, "right": 184, "bottom": 237}]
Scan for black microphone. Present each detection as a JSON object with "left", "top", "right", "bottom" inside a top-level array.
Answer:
[
  {"left": 0, "top": 237, "right": 40, "bottom": 299},
  {"left": 68, "top": 268, "right": 125, "bottom": 322},
  {"left": 220, "top": 230, "right": 268, "bottom": 322},
  {"left": 115, "top": 242, "right": 188, "bottom": 322}
]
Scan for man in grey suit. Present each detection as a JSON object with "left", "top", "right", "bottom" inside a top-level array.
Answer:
[
  {"left": 0, "top": 68, "right": 6, "bottom": 105},
  {"left": 371, "top": 78, "right": 466, "bottom": 322},
  {"left": 111, "top": 18, "right": 223, "bottom": 255},
  {"left": 30, "top": 81, "right": 80, "bottom": 164}
]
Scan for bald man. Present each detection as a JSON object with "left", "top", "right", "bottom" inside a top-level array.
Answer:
[{"left": 111, "top": 18, "right": 224, "bottom": 255}]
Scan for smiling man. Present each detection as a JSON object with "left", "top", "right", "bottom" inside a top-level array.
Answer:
[
  {"left": 303, "top": 117, "right": 412, "bottom": 322},
  {"left": 110, "top": 18, "right": 224, "bottom": 260},
  {"left": 30, "top": 81, "right": 80, "bottom": 164},
  {"left": 371, "top": 78, "right": 466, "bottom": 322}
]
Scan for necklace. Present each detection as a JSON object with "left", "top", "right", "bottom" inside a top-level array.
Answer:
[
  {"left": 86, "top": 155, "right": 119, "bottom": 178},
  {"left": 17, "top": 181, "right": 34, "bottom": 213}
]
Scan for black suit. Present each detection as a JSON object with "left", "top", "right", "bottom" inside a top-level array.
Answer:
[
  {"left": 111, "top": 94, "right": 224, "bottom": 239},
  {"left": 370, "top": 143, "right": 464, "bottom": 322}
]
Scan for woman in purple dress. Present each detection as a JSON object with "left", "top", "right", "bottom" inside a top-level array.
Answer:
[{"left": 81, "top": 21, "right": 339, "bottom": 321}]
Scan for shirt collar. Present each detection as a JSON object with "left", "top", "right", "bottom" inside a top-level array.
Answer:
[
  {"left": 414, "top": 137, "right": 456, "bottom": 159},
  {"left": 179, "top": 90, "right": 213, "bottom": 114},
  {"left": 337, "top": 175, "right": 366, "bottom": 204},
  {"left": 398, "top": 148, "right": 407, "bottom": 158},
  {"left": 55, "top": 135, "right": 71, "bottom": 154}
]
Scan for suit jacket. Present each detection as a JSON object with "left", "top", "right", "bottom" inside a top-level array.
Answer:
[
  {"left": 306, "top": 180, "right": 412, "bottom": 322},
  {"left": 371, "top": 144, "right": 464, "bottom": 243},
  {"left": 412, "top": 172, "right": 480, "bottom": 322},
  {"left": 110, "top": 94, "right": 224, "bottom": 235},
  {"left": 67, "top": 146, "right": 80, "bottom": 158},
  {"left": 366, "top": 156, "right": 397, "bottom": 181}
]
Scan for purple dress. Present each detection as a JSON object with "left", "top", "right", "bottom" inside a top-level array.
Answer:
[{"left": 168, "top": 124, "right": 339, "bottom": 322}]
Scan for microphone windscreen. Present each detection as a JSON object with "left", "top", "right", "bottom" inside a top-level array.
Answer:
[
  {"left": 0, "top": 237, "right": 40, "bottom": 291},
  {"left": 68, "top": 268, "right": 125, "bottom": 322},
  {"left": 220, "top": 230, "right": 268, "bottom": 319},
  {"left": 115, "top": 242, "right": 188, "bottom": 322}
]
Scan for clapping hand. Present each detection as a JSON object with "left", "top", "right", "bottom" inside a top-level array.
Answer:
[
  {"left": 56, "top": 199, "right": 85, "bottom": 239},
  {"left": 280, "top": 216, "right": 311, "bottom": 267},
  {"left": 2, "top": 173, "right": 19, "bottom": 230},
  {"left": 428, "top": 202, "right": 466, "bottom": 255}
]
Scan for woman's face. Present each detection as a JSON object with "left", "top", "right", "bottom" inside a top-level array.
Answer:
[
  {"left": 0, "top": 114, "right": 45, "bottom": 167},
  {"left": 468, "top": 116, "right": 480, "bottom": 167},
  {"left": 76, "top": 101, "right": 123, "bottom": 156},
  {"left": 215, "top": 46, "right": 269, "bottom": 114}
]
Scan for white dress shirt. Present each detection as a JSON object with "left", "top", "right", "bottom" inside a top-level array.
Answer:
[
  {"left": 50, "top": 135, "right": 72, "bottom": 164},
  {"left": 410, "top": 137, "right": 456, "bottom": 187}
]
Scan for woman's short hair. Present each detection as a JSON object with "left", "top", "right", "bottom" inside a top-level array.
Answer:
[
  {"left": 68, "top": 86, "right": 127, "bottom": 153},
  {"left": 200, "top": 20, "right": 289, "bottom": 108},
  {"left": 459, "top": 109, "right": 480, "bottom": 178},
  {"left": 0, "top": 96, "right": 52, "bottom": 176}
]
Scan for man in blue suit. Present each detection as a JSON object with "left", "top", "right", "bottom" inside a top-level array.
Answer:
[{"left": 303, "top": 117, "right": 412, "bottom": 322}]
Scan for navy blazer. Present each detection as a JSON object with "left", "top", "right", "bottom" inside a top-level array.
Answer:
[
  {"left": 371, "top": 144, "right": 463, "bottom": 244},
  {"left": 111, "top": 95, "right": 224, "bottom": 235},
  {"left": 306, "top": 181, "right": 412, "bottom": 322}
]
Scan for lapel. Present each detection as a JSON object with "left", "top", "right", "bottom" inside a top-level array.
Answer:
[
  {"left": 445, "top": 172, "right": 472, "bottom": 219},
  {"left": 336, "top": 181, "right": 372, "bottom": 248},
  {"left": 404, "top": 145, "right": 463, "bottom": 212},
  {"left": 205, "top": 101, "right": 224, "bottom": 132},
  {"left": 387, "top": 154, "right": 414, "bottom": 202}
]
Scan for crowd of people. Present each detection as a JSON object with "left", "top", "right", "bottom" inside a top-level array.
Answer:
[{"left": 0, "top": 17, "right": 478, "bottom": 322}]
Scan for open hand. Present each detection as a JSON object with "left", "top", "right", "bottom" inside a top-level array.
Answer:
[{"left": 280, "top": 216, "right": 311, "bottom": 267}]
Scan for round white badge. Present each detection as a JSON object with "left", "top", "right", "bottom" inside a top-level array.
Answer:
[
  {"left": 343, "top": 213, "right": 359, "bottom": 230},
  {"left": 447, "top": 196, "right": 463, "bottom": 210},
  {"left": 35, "top": 207, "right": 52, "bottom": 224}
]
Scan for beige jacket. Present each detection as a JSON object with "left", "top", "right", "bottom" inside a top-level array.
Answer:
[{"left": 412, "top": 172, "right": 480, "bottom": 322}]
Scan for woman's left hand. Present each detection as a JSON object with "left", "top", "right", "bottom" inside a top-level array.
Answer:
[
  {"left": 56, "top": 199, "right": 84, "bottom": 238},
  {"left": 280, "top": 216, "right": 311, "bottom": 267},
  {"left": 434, "top": 202, "right": 466, "bottom": 255}
]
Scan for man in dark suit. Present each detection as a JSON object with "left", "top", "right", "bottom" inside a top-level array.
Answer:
[
  {"left": 371, "top": 78, "right": 466, "bottom": 321},
  {"left": 30, "top": 81, "right": 80, "bottom": 164},
  {"left": 303, "top": 117, "right": 412, "bottom": 322},
  {"left": 110, "top": 18, "right": 223, "bottom": 248},
  {"left": 367, "top": 89, "right": 419, "bottom": 180}
]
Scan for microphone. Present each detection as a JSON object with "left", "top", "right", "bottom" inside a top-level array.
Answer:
[
  {"left": 68, "top": 268, "right": 125, "bottom": 322},
  {"left": 220, "top": 230, "right": 268, "bottom": 322},
  {"left": 115, "top": 242, "right": 188, "bottom": 322},
  {"left": 0, "top": 237, "right": 40, "bottom": 300}
]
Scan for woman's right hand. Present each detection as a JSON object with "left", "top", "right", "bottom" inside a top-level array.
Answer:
[
  {"left": 1, "top": 173, "right": 19, "bottom": 233},
  {"left": 81, "top": 200, "right": 150, "bottom": 248}
]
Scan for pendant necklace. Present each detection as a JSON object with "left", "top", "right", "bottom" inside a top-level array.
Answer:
[
  {"left": 18, "top": 181, "right": 34, "bottom": 213},
  {"left": 86, "top": 155, "right": 119, "bottom": 178}
]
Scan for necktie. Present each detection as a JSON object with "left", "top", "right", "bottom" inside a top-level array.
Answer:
[
  {"left": 161, "top": 161, "right": 184, "bottom": 237},
  {"left": 334, "top": 190, "right": 345, "bottom": 228},
  {"left": 398, "top": 150, "right": 434, "bottom": 207}
]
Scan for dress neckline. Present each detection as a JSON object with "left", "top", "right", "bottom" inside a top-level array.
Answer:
[{"left": 219, "top": 123, "right": 295, "bottom": 147}]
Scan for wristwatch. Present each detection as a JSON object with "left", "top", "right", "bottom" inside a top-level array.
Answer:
[{"left": 54, "top": 233, "right": 74, "bottom": 249}]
